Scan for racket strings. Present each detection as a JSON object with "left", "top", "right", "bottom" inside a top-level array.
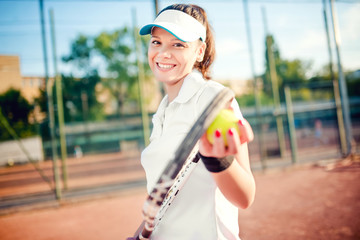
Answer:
[{"left": 153, "top": 145, "right": 200, "bottom": 229}]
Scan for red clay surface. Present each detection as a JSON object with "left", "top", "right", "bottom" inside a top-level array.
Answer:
[
  {"left": 0, "top": 153, "right": 359, "bottom": 240},
  {"left": 0, "top": 151, "right": 145, "bottom": 197}
]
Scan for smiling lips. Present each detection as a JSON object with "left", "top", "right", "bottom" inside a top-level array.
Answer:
[{"left": 157, "top": 62, "right": 176, "bottom": 70}]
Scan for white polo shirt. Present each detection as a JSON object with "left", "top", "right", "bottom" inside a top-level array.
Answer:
[{"left": 141, "top": 71, "right": 242, "bottom": 240}]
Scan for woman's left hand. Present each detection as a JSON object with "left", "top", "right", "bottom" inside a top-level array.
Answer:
[{"left": 199, "top": 118, "right": 254, "bottom": 158}]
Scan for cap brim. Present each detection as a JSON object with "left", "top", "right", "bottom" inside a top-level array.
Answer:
[{"left": 139, "top": 23, "right": 200, "bottom": 42}]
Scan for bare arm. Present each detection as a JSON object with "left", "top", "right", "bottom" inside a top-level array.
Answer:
[{"left": 199, "top": 118, "right": 256, "bottom": 209}]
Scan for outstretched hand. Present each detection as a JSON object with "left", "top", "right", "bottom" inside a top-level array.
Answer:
[
  {"left": 238, "top": 118, "right": 254, "bottom": 144},
  {"left": 199, "top": 118, "right": 254, "bottom": 158}
]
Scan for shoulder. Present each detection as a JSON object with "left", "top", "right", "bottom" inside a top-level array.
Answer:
[
  {"left": 203, "top": 80, "right": 225, "bottom": 94},
  {"left": 196, "top": 80, "right": 243, "bottom": 119},
  {"left": 197, "top": 80, "right": 225, "bottom": 103},
  {"left": 195, "top": 80, "right": 231, "bottom": 114}
]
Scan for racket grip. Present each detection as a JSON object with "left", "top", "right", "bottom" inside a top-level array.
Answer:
[
  {"left": 138, "top": 228, "right": 152, "bottom": 239},
  {"left": 133, "top": 221, "right": 152, "bottom": 240},
  {"left": 132, "top": 221, "right": 145, "bottom": 239}
]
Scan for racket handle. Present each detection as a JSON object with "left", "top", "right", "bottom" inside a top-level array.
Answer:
[
  {"left": 132, "top": 221, "right": 152, "bottom": 239},
  {"left": 132, "top": 221, "right": 145, "bottom": 239},
  {"left": 138, "top": 228, "right": 152, "bottom": 239}
]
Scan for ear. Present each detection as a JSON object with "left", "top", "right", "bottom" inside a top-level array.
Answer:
[{"left": 196, "top": 42, "right": 206, "bottom": 62}]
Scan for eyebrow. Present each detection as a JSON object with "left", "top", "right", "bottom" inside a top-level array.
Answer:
[{"left": 151, "top": 34, "right": 182, "bottom": 42}]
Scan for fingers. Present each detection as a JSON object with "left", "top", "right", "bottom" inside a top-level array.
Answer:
[
  {"left": 200, "top": 117, "right": 253, "bottom": 158},
  {"left": 199, "top": 133, "right": 213, "bottom": 156},
  {"left": 212, "top": 130, "right": 226, "bottom": 158},
  {"left": 199, "top": 129, "right": 225, "bottom": 158},
  {"left": 226, "top": 128, "right": 240, "bottom": 155},
  {"left": 238, "top": 118, "right": 254, "bottom": 144}
]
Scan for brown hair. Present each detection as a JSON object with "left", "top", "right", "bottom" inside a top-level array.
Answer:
[{"left": 159, "top": 4, "right": 215, "bottom": 80}]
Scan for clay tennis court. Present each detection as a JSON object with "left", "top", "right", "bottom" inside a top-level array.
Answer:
[{"left": 0, "top": 151, "right": 359, "bottom": 240}]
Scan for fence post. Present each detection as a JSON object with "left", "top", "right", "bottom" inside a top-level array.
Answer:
[
  {"left": 50, "top": 8, "right": 68, "bottom": 189},
  {"left": 329, "top": 0, "right": 353, "bottom": 155},
  {"left": 39, "top": 0, "right": 61, "bottom": 199},
  {"left": 262, "top": 7, "right": 286, "bottom": 159},
  {"left": 243, "top": 0, "right": 266, "bottom": 168},
  {"left": 132, "top": 8, "right": 150, "bottom": 147},
  {"left": 285, "top": 86, "right": 297, "bottom": 164}
]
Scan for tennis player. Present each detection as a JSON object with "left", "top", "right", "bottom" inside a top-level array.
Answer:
[{"left": 129, "top": 4, "right": 256, "bottom": 239}]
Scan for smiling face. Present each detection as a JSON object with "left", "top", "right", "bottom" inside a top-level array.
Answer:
[{"left": 148, "top": 27, "right": 206, "bottom": 89}]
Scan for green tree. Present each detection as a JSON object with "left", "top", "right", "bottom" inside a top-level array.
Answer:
[
  {"left": 93, "top": 27, "right": 152, "bottom": 116},
  {"left": 314, "top": 65, "right": 360, "bottom": 98},
  {"left": 62, "top": 34, "right": 104, "bottom": 122},
  {"left": 0, "top": 88, "right": 36, "bottom": 141},
  {"left": 278, "top": 59, "right": 310, "bottom": 86},
  {"left": 93, "top": 28, "right": 133, "bottom": 116},
  {"left": 346, "top": 71, "right": 360, "bottom": 97},
  {"left": 62, "top": 34, "right": 92, "bottom": 74},
  {"left": 59, "top": 27, "right": 153, "bottom": 120},
  {"left": 236, "top": 92, "right": 274, "bottom": 107},
  {"left": 262, "top": 35, "right": 311, "bottom": 102},
  {"left": 61, "top": 72, "right": 103, "bottom": 122}
]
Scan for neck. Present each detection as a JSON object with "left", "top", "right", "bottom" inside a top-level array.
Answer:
[
  {"left": 164, "top": 73, "right": 190, "bottom": 102},
  {"left": 165, "top": 80, "right": 183, "bottom": 103}
]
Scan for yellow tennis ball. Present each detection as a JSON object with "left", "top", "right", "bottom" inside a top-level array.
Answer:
[{"left": 206, "top": 109, "right": 240, "bottom": 146}]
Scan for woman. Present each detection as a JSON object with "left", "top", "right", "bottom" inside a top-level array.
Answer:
[{"left": 131, "top": 4, "right": 256, "bottom": 239}]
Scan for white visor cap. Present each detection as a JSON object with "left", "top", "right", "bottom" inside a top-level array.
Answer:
[{"left": 140, "top": 9, "right": 206, "bottom": 42}]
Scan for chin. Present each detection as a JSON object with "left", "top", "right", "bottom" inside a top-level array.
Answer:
[{"left": 154, "top": 71, "right": 176, "bottom": 83}]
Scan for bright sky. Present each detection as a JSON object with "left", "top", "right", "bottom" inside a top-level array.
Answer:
[{"left": 0, "top": 0, "right": 359, "bottom": 81}]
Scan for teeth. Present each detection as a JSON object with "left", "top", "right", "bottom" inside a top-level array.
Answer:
[{"left": 158, "top": 63, "right": 174, "bottom": 69}]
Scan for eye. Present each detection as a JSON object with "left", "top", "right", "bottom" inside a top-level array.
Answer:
[
  {"left": 151, "top": 40, "right": 160, "bottom": 45},
  {"left": 173, "top": 42, "right": 185, "bottom": 48}
]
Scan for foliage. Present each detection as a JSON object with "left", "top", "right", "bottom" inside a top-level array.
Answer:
[
  {"left": 34, "top": 88, "right": 47, "bottom": 117},
  {"left": 278, "top": 59, "right": 311, "bottom": 86},
  {"left": 0, "top": 88, "right": 37, "bottom": 141},
  {"left": 36, "top": 25, "right": 154, "bottom": 126},
  {"left": 236, "top": 91, "right": 274, "bottom": 107},
  {"left": 346, "top": 71, "right": 360, "bottom": 97},
  {"left": 262, "top": 35, "right": 314, "bottom": 102},
  {"left": 237, "top": 35, "right": 344, "bottom": 107},
  {"left": 61, "top": 72, "right": 103, "bottom": 122},
  {"left": 62, "top": 34, "right": 92, "bottom": 73},
  {"left": 61, "top": 34, "right": 102, "bottom": 122},
  {"left": 93, "top": 28, "right": 135, "bottom": 116},
  {"left": 93, "top": 27, "right": 152, "bottom": 116},
  {"left": 59, "top": 27, "right": 153, "bottom": 119},
  {"left": 36, "top": 34, "right": 105, "bottom": 123}
]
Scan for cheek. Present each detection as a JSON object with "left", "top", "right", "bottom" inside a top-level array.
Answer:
[
  {"left": 147, "top": 49, "right": 155, "bottom": 68},
  {"left": 183, "top": 53, "right": 198, "bottom": 69}
]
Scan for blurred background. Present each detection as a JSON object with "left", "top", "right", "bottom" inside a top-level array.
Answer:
[{"left": 0, "top": 0, "right": 359, "bottom": 216}]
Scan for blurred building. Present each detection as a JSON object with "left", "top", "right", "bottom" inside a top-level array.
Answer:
[
  {"left": 215, "top": 77, "right": 249, "bottom": 96},
  {"left": 0, "top": 55, "right": 46, "bottom": 103},
  {"left": 0, "top": 55, "right": 22, "bottom": 94},
  {"left": 0, "top": 55, "right": 47, "bottom": 122}
]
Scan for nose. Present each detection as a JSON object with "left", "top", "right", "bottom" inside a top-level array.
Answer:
[{"left": 158, "top": 46, "right": 171, "bottom": 59}]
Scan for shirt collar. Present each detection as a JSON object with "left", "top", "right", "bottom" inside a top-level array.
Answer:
[{"left": 172, "top": 70, "right": 205, "bottom": 104}]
